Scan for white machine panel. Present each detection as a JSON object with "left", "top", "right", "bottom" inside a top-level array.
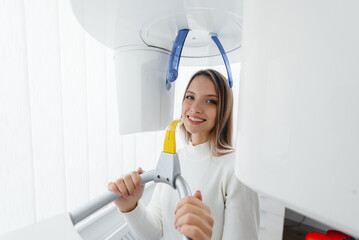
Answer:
[{"left": 236, "top": 0, "right": 359, "bottom": 237}]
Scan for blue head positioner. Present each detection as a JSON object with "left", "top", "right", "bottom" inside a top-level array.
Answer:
[
  {"left": 166, "top": 29, "right": 233, "bottom": 89},
  {"left": 166, "top": 29, "right": 190, "bottom": 90}
]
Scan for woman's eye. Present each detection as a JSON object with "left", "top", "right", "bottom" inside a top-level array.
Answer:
[
  {"left": 185, "top": 95, "right": 194, "bottom": 100},
  {"left": 206, "top": 100, "right": 217, "bottom": 104}
]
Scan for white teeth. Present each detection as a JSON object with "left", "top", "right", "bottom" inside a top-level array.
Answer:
[{"left": 188, "top": 116, "right": 204, "bottom": 122}]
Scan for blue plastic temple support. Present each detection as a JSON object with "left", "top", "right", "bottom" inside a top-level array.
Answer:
[
  {"left": 210, "top": 33, "right": 233, "bottom": 88},
  {"left": 166, "top": 29, "right": 190, "bottom": 89}
]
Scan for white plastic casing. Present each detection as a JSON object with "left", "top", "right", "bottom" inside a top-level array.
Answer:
[
  {"left": 71, "top": 0, "right": 243, "bottom": 133},
  {"left": 236, "top": 0, "right": 359, "bottom": 237},
  {"left": 114, "top": 47, "right": 174, "bottom": 134}
]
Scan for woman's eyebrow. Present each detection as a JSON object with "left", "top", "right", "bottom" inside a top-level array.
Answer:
[{"left": 186, "top": 91, "right": 218, "bottom": 98}]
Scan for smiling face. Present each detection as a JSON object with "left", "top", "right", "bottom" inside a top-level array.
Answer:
[{"left": 181, "top": 75, "right": 218, "bottom": 145}]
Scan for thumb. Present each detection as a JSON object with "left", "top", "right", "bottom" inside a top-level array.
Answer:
[
  {"left": 137, "top": 167, "right": 144, "bottom": 174},
  {"left": 193, "top": 190, "right": 202, "bottom": 201}
]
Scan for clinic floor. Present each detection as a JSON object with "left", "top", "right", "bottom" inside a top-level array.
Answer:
[{"left": 282, "top": 219, "right": 325, "bottom": 240}]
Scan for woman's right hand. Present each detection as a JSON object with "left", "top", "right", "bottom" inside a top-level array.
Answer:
[
  {"left": 108, "top": 167, "right": 145, "bottom": 213},
  {"left": 175, "top": 190, "right": 214, "bottom": 240}
]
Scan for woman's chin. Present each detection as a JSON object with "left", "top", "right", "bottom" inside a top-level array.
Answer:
[{"left": 186, "top": 126, "right": 205, "bottom": 135}]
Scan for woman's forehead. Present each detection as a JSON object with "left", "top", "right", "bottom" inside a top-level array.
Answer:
[{"left": 187, "top": 75, "right": 217, "bottom": 95}]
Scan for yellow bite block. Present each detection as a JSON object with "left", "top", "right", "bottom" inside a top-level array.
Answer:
[{"left": 163, "top": 119, "right": 182, "bottom": 154}]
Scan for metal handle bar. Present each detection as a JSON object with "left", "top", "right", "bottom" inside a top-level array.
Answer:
[
  {"left": 69, "top": 170, "right": 155, "bottom": 225},
  {"left": 69, "top": 170, "right": 192, "bottom": 240}
]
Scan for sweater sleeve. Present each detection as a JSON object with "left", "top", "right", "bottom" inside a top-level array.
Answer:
[
  {"left": 221, "top": 170, "right": 260, "bottom": 240},
  {"left": 122, "top": 184, "right": 163, "bottom": 240}
]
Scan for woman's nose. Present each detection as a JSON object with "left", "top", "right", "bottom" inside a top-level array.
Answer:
[{"left": 190, "top": 100, "right": 203, "bottom": 113}]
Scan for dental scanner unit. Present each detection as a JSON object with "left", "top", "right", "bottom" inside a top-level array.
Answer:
[{"left": 1, "top": 0, "right": 358, "bottom": 239}]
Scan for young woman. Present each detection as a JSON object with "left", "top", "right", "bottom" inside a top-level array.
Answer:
[{"left": 108, "top": 69, "right": 260, "bottom": 240}]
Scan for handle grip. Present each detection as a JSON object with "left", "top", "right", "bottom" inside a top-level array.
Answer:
[
  {"left": 175, "top": 175, "right": 192, "bottom": 240},
  {"left": 69, "top": 170, "right": 155, "bottom": 225}
]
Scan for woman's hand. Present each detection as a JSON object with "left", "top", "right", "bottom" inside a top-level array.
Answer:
[
  {"left": 108, "top": 168, "right": 145, "bottom": 213},
  {"left": 175, "top": 190, "right": 214, "bottom": 240}
]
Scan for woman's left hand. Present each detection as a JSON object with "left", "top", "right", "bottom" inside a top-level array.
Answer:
[{"left": 175, "top": 190, "right": 214, "bottom": 240}]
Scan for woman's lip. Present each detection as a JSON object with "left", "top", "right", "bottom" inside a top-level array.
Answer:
[
  {"left": 187, "top": 115, "right": 205, "bottom": 120},
  {"left": 187, "top": 115, "right": 206, "bottom": 125}
]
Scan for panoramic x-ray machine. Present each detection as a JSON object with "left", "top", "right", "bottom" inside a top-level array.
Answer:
[
  {"left": 1, "top": 0, "right": 241, "bottom": 239},
  {"left": 1, "top": 0, "right": 359, "bottom": 239}
]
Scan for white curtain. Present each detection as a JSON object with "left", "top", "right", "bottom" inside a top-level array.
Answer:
[{"left": 0, "top": 0, "right": 240, "bottom": 235}]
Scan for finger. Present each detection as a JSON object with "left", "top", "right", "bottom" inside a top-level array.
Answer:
[
  {"left": 177, "top": 196, "right": 201, "bottom": 209},
  {"left": 123, "top": 173, "right": 136, "bottom": 196},
  {"left": 176, "top": 196, "right": 211, "bottom": 215},
  {"left": 108, "top": 182, "right": 121, "bottom": 195},
  {"left": 179, "top": 224, "right": 208, "bottom": 240},
  {"left": 175, "top": 203, "right": 210, "bottom": 223},
  {"left": 137, "top": 167, "right": 146, "bottom": 191},
  {"left": 193, "top": 190, "right": 202, "bottom": 201},
  {"left": 175, "top": 212, "right": 213, "bottom": 236},
  {"left": 130, "top": 170, "right": 141, "bottom": 191},
  {"left": 115, "top": 178, "right": 129, "bottom": 198}
]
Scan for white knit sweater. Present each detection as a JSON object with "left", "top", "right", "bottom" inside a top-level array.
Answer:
[{"left": 123, "top": 142, "right": 260, "bottom": 240}]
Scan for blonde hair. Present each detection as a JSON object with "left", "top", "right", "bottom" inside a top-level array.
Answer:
[{"left": 181, "top": 69, "right": 234, "bottom": 156}]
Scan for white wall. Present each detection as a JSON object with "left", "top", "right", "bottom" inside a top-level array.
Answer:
[{"left": 0, "top": 0, "right": 163, "bottom": 234}]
